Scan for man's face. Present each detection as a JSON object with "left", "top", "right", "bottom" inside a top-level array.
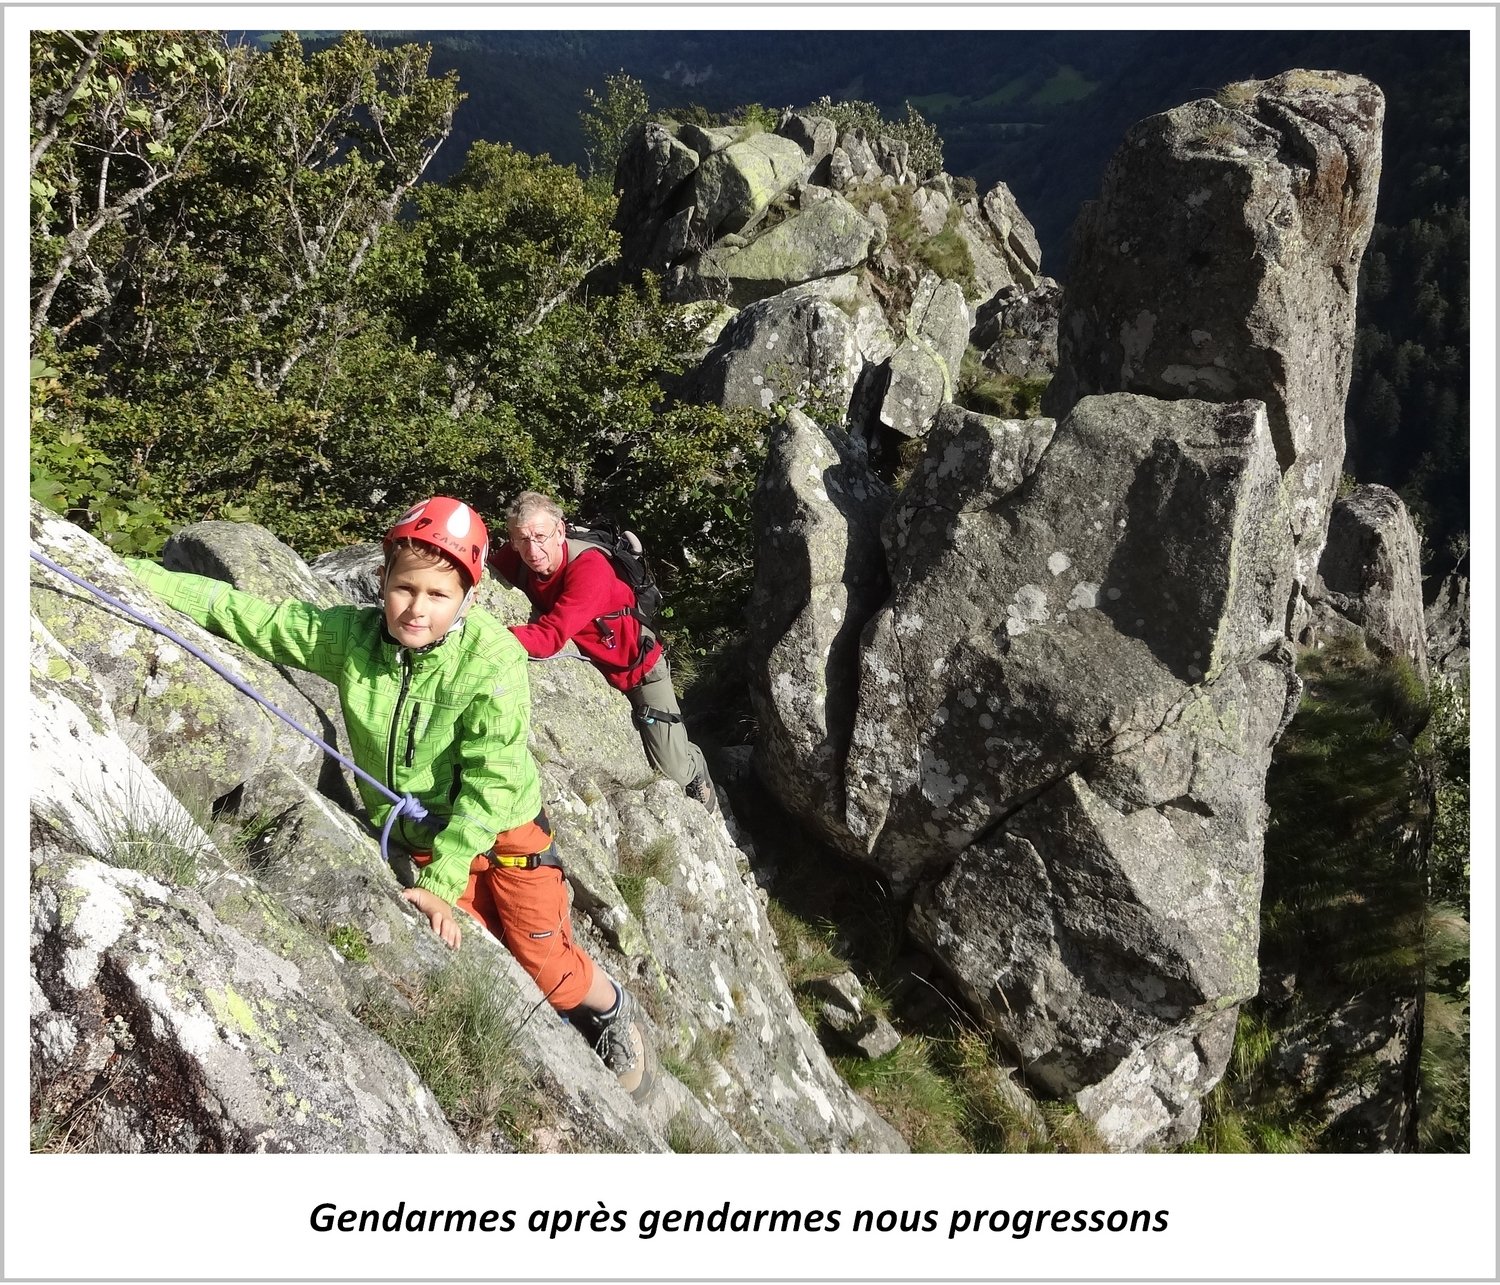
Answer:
[
  {"left": 380, "top": 547, "right": 467, "bottom": 648},
  {"left": 509, "top": 513, "right": 565, "bottom": 576}
]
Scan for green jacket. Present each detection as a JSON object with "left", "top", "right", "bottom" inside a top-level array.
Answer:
[{"left": 127, "top": 559, "right": 542, "bottom": 905}]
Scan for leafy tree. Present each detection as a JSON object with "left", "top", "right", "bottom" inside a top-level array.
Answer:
[
  {"left": 30, "top": 30, "right": 462, "bottom": 551},
  {"left": 30, "top": 30, "right": 250, "bottom": 342},
  {"left": 579, "top": 70, "right": 648, "bottom": 189},
  {"left": 366, "top": 144, "right": 765, "bottom": 645}
]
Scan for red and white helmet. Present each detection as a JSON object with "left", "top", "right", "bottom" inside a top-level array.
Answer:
[{"left": 383, "top": 497, "right": 489, "bottom": 589}]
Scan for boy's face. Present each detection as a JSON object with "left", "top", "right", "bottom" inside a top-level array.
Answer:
[{"left": 381, "top": 547, "right": 467, "bottom": 648}]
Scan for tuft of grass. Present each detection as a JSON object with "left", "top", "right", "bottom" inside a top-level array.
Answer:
[
  {"left": 957, "top": 347, "right": 1050, "bottom": 418},
  {"left": 667, "top": 1112, "right": 732, "bottom": 1153},
  {"left": 1215, "top": 80, "right": 1259, "bottom": 109},
  {"left": 663, "top": 1023, "right": 735, "bottom": 1101},
  {"left": 615, "top": 834, "right": 675, "bottom": 918},
  {"left": 835, "top": 1037, "right": 968, "bottom": 1152},
  {"left": 81, "top": 780, "right": 212, "bottom": 886},
  {"left": 1198, "top": 120, "right": 1241, "bottom": 149},
  {"left": 916, "top": 204, "right": 978, "bottom": 299},
  {"left": 360, "top": 954, "right": 536, "bottom": 1144}
]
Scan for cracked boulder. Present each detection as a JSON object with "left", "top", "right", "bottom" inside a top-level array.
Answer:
[
  {"left": 841, "top": 393, "right": 1297, "bottom": 888},
  {"left": 878, "top": 272, "right": 971, "bottom": 437},
  {"left": 1044, "top": 70, "right": 1384, "bottom": 588},
  {"left": 688, "top": 290, "right": 864, "bottom": 423},
  {"left": 670, "top": 191, "right": 878, "bottom": 305},
  {"left": 1307, "top": 483, "right": 1428, "bottom": 677},
  {"left": 748, "top": 409, "right": 893, "bottom": 842},
  {"left": 686, "top": 132, "right": 810, "bottom": 245}
]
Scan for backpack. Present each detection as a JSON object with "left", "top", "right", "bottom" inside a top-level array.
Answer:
[{"left": 565, "top": 521, "right": 663, "bottom": 633}]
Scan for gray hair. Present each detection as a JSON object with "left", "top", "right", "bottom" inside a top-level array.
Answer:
[{"left": 505, "top": 491, "right": 564, "bottom": 528}]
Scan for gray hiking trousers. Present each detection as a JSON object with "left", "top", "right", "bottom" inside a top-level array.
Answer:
[{"left": 626, "top": 655, "right": 708, "bottom": 790}]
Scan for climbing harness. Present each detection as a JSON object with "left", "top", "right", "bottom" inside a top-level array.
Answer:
[{"left": 29, "top": 548, "right": 430, "bottom": 863}]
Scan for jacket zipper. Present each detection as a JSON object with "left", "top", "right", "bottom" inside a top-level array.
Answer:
[
  {"left": 386, "top": 649, "right": 414, "bottom": 790},
  {"left": 405, "top": 702, "right": 421, "bottom": 768}
]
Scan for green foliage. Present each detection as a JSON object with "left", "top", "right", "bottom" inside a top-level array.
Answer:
[
  {"left": 30, "top": 30, "right": 463, "bottom": 554},
  {"left": 803, "top": 96, "right": 944, "bottom": 179},
  {"left": 580, "top": 70, "right": 649, "bottom": 187},
  {"left": 1423, "top": 674, "right": 1470, "bottom": 912},
  {"left": 328, "top": 924, "right": 371, "bottom": 963},
  {"left": 833, "top": 1037, "right": 967, "bottom": 1152},
  {"left": 918, "top": 205, "right": 978, "bottom": 297},
  {"left": 1263, "top": 637, "right": 1431, "bottom": 987},
  {"left": 360, "top": 954, "right": 534, "bottom": 1143},
  {"left": 1180, "top": 1010, "right": 1322, "bottom": 1154},
  {"left": 29, "top": 32, "right": 762, "bottom": 654},
  {"left": 733, "top": 103, "right": 781, "bottom": 134},
  {"left": 1232, "top": 637, "right": 1470, "bottom": 1153},
  {"left": 1416, "top": 673, "right": 1470, "bottom": 1151}
]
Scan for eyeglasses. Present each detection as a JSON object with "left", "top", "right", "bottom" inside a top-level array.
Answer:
[{"left": 511, "top": 527, "right": 559, "bottom": 548}]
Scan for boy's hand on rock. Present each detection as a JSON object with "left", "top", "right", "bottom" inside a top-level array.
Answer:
[{"left": 402, "top": 887, "right": 462, "bottom": 950}]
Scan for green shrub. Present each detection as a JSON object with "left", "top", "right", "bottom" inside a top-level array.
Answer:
[{"left": 328, "top": 925, "right": 371, "bottom": 963}]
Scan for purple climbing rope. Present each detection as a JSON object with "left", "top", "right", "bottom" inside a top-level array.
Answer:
[{"left": 29, "top": 547, "right": 429, "bottom": 858}]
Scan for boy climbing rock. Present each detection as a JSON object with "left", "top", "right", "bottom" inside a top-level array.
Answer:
[{"left": 127, "top": 497, "right": 654, "bottom": 1103}]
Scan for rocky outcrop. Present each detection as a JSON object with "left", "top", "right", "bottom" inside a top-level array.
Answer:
[
  {"left": 1308, "top": 483, "right": 1429, "bottom": 677},
  {"left": 614, "top": 111, "right": 1043, "bottom": 446},
  {"left": 973, "top": 278, "right": 1062, "bottom": 379},
  {"left": 956, "top": 182, "right": 1044, "bottom": 298},
  {"left": 753, "top": 392, "right": 1308, "bottom": 1150},
  {"left": 29, "top": 504, "right": 904, "bottom": 1155},
  {"left": 749, "top": 384, "right": 1314, "bottom": 1149},
  {"left": 1045, "top": 70, "right": 1385, "bottom": 591},
  {"left": 1425, "top": 571, "right": 1469, "bottom": 682}
]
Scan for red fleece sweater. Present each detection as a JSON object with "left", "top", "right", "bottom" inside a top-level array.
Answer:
[{"left": 492, "top": 542, "right": 660, "bottom": 691}]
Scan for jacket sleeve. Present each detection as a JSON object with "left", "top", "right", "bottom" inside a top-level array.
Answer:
[
  {"left": 125, "top": 558, "right": 351, "bottom": 682},
  {"left": 414, "top": 637, "right": 540, "bottom": 905},
  {"left": 507, "top": 549, "right": 616, "bottom": 658}
]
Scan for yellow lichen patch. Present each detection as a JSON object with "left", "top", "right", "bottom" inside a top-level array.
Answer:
[{"left": 205, "top": 984, "right": 282, "bottom": 1053}]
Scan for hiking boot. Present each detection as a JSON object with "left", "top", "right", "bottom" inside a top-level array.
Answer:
[
  {"left": 686, "top": 772, "right": 718, "bottom": 814},
  {"left": 592, "top": 982, "right": 656, "bottom": 1104}
]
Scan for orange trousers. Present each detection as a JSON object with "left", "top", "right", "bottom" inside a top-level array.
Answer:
[{"left": 418, "top": 814, "right": 597, "bottom": 1012}]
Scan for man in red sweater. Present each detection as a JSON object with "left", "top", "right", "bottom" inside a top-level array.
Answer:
[{"left": 490, "top": 491, "right": 717, "bottom": 812}]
